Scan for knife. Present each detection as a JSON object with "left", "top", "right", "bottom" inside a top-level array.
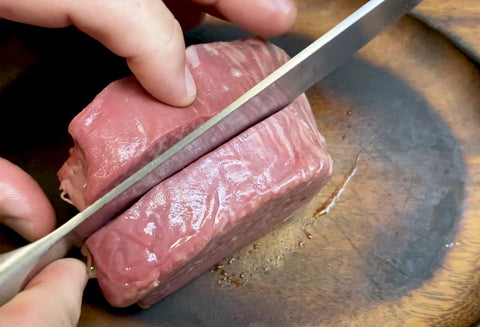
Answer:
[{"left": 0, "top": 0, "right": 423, "bottom": 305}]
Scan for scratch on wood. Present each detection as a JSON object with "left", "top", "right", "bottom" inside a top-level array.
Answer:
[{"left": 314, "top": 153, "right": 360, "bottom": 217}]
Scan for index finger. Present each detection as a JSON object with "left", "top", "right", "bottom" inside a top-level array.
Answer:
[
  {"left": 191, "top": 0, "right": 297, "bottom": 36},
  {"left": 69, "top": 0, "right": 197, "bottom": 107},
  {"left": 0, "top": 0, "right": 196, "bottom": 107}
]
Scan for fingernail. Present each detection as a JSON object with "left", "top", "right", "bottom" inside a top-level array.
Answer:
[
  {"left": 268, "top": 0, "right": 295, "bottom": 14},
  {"left": 185, "top": 66, "right": 196, "bottom": 98}
]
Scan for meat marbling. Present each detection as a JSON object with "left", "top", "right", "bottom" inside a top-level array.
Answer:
[{"left": 58, "top": 39, "right": 334, "bottom": 308}]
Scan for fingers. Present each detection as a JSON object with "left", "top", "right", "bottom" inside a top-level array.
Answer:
[
  {"left": 0, "top": 0, "right": 197, "bottom": 107},
  {"left": 0, "top": 158, "right": 55, "bottom": 242},
  {"left": 192, "top": 0, "right": 297, "bottom": 37},
  {"left": 68, "top": 0, "right": 197, "bottom": 107},
  {"left": 0, "top": 258, "right": 88, "bottom": 327},
  {"left": 0, "top": 0, "right": 296, "bottom": 107}
]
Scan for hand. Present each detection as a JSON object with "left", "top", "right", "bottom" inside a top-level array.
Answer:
[
  {"left": 0, "top": 0, "right": 297, "bottom": 107},
  {"left": 0, "top": 158, "right": 88, "bottom": 327}
]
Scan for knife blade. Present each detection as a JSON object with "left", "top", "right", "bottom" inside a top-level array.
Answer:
[{"left": 0, "top": 0, "right": 423, "bottom": 305}]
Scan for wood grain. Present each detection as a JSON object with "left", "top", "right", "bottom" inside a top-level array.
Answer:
[
  {"left": 307, "top": 1, "right": 480, "bottom": 325},
  {"left": 414, "top": 0, "right": 480, "bottom": 64}
]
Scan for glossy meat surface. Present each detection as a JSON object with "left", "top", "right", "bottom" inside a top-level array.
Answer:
[
  {"left": 58, "top": 39, "right": 334, "bottom": 308},
  {"left": 58, "top": 38, "right": 290, "bottom": 210},
  {"left": 85, "top": 95, "right": 333, "bottom": 307}
]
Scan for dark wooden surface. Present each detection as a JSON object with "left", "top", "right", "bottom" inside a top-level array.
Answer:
[
  {"left": 413, "top": 0, "right": 480, "bottom": 65},
  {"left": 1, "top": 0, "right": 480, "bottom": 326}
]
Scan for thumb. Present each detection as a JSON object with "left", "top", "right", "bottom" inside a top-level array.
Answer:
[
  {"left": 0, "top": 258, "right": 88, "bottom": 327},
  {"left": 0, "top": 158, "right": 56, "bottom": 242}
]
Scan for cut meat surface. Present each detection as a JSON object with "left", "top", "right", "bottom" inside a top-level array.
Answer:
[{"left": 58, "top": 38, "right": 334, "bottom": 308}]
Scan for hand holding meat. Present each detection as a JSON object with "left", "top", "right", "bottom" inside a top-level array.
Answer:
[
  {"left": 0, "top": 0, "right": 297, "bottom": 106},
  {"left": 0, "top": 158, "right": 88, "bottom": 327}
]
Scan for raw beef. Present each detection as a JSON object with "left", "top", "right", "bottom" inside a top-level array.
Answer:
[
  {"left": 58, "top": 38, "right": 292, "bottom": 210},
  {"left": 84, "top": 95, "right": 333, "bottom": 307},
  {"left": 58, "top": 39, "right": 334, "bottom": 308}
]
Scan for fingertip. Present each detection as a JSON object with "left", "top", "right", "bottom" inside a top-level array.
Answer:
[
  {"left": 184, "top": 66, "right": 197, "bottom": 100},
  {"left": 209, "top": 0, "right": 298, "bottom": 37},
  {"left": 128, "top": 58, "right": 197, "bottom": 107},
  {"left": 258, "top": 0, "right": 298, "bottom": 36},
  {"left": 0, "top": 158, "right": 56, "bottom": 242},
  {"left": 120, "top": 10, "right": 197, "bottom": 107}
]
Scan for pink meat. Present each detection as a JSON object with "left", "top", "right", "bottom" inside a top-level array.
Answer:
[
  {"left": 58, "top": 38, "right": 291, "bottom": 210},
  {"left": 84, "top": 95, "right": 333, "bottom": 307},
  {"left": 58, "top": 39, "right": 334, "bottom": 308}
]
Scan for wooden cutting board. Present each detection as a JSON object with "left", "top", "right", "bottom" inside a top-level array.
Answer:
[{"left": 1, "top": 0, "right": 479, "bottom": 326}]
